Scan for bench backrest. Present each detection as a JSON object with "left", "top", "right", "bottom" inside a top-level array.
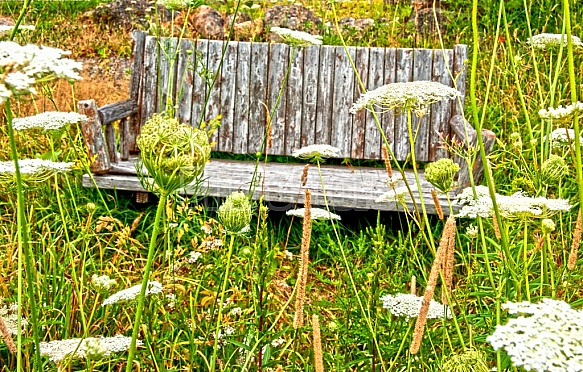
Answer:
[{"left": 124, "top": 31, "right": 467, "bottom": 163}]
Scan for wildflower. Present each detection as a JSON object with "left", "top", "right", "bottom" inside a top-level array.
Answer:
[
  {"left": 39, "top": 335, "right": 139, "bottom": 363},
  {"left": 465, "top": 224, "right": 478, "bottom": 239},
  {"left": 541, "top": 218, "right": 556, "bottom": 234},
  {"left": 0, "top": 159, "right": 74, "bottom": 185},
  {"left": 229, "top": 307, "right": 242, "bottom": 317},
  {"left": 0, "top": 315, "right": 16, "bottom": 354},
  {"left": 544, "top": 128, "right": 583, "bottom": 149},
  {"left": 91, "top": 274, "right": 116, "bottom": 292},
  {"left": 271, "top": 338, "right": 286, "bottom": 348},
  {"left": 217, "top": 191, "right": 253, "bottom": 234},
  {"left": 539, "top": 102, "right": 583, "bottom": 122},
  {"left": 200, "top": 238, "right": 223, "bottom": 250},
  {"left": 375, "top": 186, "right": 410, "bottom": 203},
  {"left": 0, "top": 302, "right": 27, "bottom": 336},
  {"left": 380, "top": 293, "right": 451, "bottom": 319},
  {"left": 487, "top": 298, "right": 583, "bottom": 372},
  {"left": 187, "top": 251, "right": 201, "bottom": 263},
  {"left": 292, "top": 144, "right": 340, "bottom": 161},
  {"left": 12, "top": 111, "right": 86, "bottom": 131},
  {"left": 442, "top": 349, "right": 489, "bottom": 372},
  {"left": 539, "top": 154, "right": 568, "bottom": 186},
  {"left": 425, "top": 158, "right": 460, "bottom": 193},
  {"left": 284, "top": 250, "right": 294, "bottom": 260},
  {"left": 270, "top": 27, "right": 323, "bottom": 47},
  {"left": 101, "top": 281, "right": 163, "bottom": 306},
  {"left": 286, "top": 207, "right": 341, "bottom": 220},
  {"left": 349, "top": 81, "right": 461, "bottom": 116},
  {"left": 527, "top": 33, "right": 583, "bottom": 50}
]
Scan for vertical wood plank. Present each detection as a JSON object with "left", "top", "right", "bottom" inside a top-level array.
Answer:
[
  {"left": 267, "top": 43, "right": 289, "bottom": 155},
  {"left": 126, "top": 30, "right": 146, "bottom": 154},
  {"left": 120, "top": 117, "right": 130, "bottom": 160},
  {"left": 233, "top": 41, "right": 251, "bottom": 154},
  {"left": 247, "top": 43, "right": 269, "bottom": 153},
  {"left": 381, "top": 48, "right": 397, "bottom": 158},
  {"left": 430, "top": 49, "right": 453, "bottom": 160},
  {"left": 141, "top": 36, "right": 160, "bottom": 128},
  {"left": 191, "top": 39, "right": 209, "bottom": 127},
  {"left": 158, "top": 37, "right": 179, "bottom": 115},
  {"left": 412, "top": 48, "right": 433, "bottom": 162},
  {"left": 331, "top": 46, "right": 356, "bottom": 157},
  {"left": 351, "top": 47, "right": 369, "bottom": 159},
  {"left": 176, "top": 38, "right": 195, "bottom": 125},
  {"left": 285, "top": 46, "right": 303, "bottom": 155},
  {"left": 301, "top": 45, "right": 320, "bottom": 148},
  {"left": 316, "top": 46, "right": 335, "bottom": 145},
  {"left": 363, "top": 47, "right": 385, "bottom": 160},
  {"left": 452, "top": 44, "right": 468, "bottom": 117},
  {"left": 394, "top": 48, "right": 413, "bottom": 161},
  {"left": 105, "top": 123, "right": 117, "bottom": 163},
  {"left": 205, "top": 40, "right": 224, "bottom": 146},
  {"left": 218, "top": 41, "right": 238, "bottom": 152}
]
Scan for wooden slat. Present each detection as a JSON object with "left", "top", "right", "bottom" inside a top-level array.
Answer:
[
  {"left": 315, "top": 46, "right": 335, "bottom": 145},
  {"left": 452, "top": 44, "right": 468, "bottom": 117},
  {"left": 141, "top": 36, "right": 160, "bottom": 128},
  {"left": 120, "top": 117, "right": 130, "bottom": 161},
  {"left": 125, "top": 30, "right": 146, "bottom": 154},
  {"left": 394, "top": 48, "right": 413, "bottom": 161},
  {"left": 363, "top": 47, "right": 385, "bottom": 159},
  {"left": 331, "top": 46, "right": 356, "bottom": 157},
  {"left": 301, "top": 45, "right": 320, "bottom": 148},
  {"left": 233, "top": 41, "right": 251, "bottom": 154},
  {"left": 351, "top": 47, "right": 369, "bottom": 159},
  {"left": 176, "top": 38, "right": 195, "bottom": 125},
  {"left": 412, "top": 48, "right": 433, "bottom": 162},
  {"left": 247, "top": 43, "right": 269, "bottom": 153},
  {"left": 285, "top": 46, "right": 303, "bottom": 155},
  {"left": 218, "top": 41, "right": 238, "bottom": 152},
  {"left": 191, "top": 39, "right": 209, "bottom": 127},
  {"left": 266, "top": 43, "right": 289, "bottom": 155},
  {"left": 98, "top": 99, "right": 138, "bottom": 125},
  {"left": 158, "top": 37, "right": 179, "bottom": 114},
  {"left": 381, "top": 48, "right": 397, "bottom": 158},
  {"left": 78, "top": 99, "right": 111, "bottom": 175},
  {"left": 205, "top": 40, "right": 224, "bottom": 145},
  {"left": 430, "top": 49, "right": 453, "bottom": 160},
  {"left": 105, "top": 124, "right": 117, "bottom": 163}
]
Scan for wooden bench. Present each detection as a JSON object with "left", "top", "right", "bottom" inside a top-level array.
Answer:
[{"left": 79, "top": 30, "right": 495, "bottom": 214}]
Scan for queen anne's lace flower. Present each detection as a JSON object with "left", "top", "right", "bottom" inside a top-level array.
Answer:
[
  {"left": 0, "top": 159, "right": 74, "bottom": 185},
  {"left": 39, "top": 335, "right": 140, "bottom": 363},
  {"left": 286, "top": 208, "right": 341, "bottom": 220},
  {"left": 527, "top": 33, "right": 583, "bottom": 50},
  {"left": 376, "top": 186, "right": 411, "bottom": 203},
  {"left": 380, "top": 293, "right": 451, "bottom": 319},
  {"left": 101, "top": 281, "right": 163, "bottom": 306},
  {"left": 539, "top": 102, "right": 583, "bottom": 122},
  {"left": 91, "top": 274, "right": 116, "bottom": 292},
  {"left": 292, "top": 144, "right": 340, "bottom": 161},
  {"left": 13, "top": 112, "right": 86, "bottom": 131},
  {"left": 487, "top": 299, "right": 583, "bottom": 372},
  {"left": 350, "top": 81, "right": 461, "bottom": 116},
  {"left": 544, "top": 128, "right": 583, "bottom": 149},
  {"left": 270, "top": 27, "right": 323, "bottom": 47}
]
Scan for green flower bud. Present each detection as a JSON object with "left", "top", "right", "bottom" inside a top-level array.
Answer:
[
  {"left": 541, "top": 218, "right": 556, "bottom": 234},
  {"left": 86, "top": 202, "right": 97, "bottom": 214},
  {"left": 442, "top": 349, "right": 489, "bottom": 372},
  {"left": 540, "top": 154, "right": 568, "bottom": 186},
  {"left": 424, "top": 158, "right": 460, "bottom": 193},
  {"left": 218, "top": 192, "right": 253, "bottom": 234}
]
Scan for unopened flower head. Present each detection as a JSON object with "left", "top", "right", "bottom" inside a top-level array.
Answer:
[
  {"left": 544, "top": 128, "right": 583, "bottom": 149},
  {"left": 270, "top": 27, "right": 323, "bottom": 47},
  {"left": 292, "top": 144, "right": 340, "bottom": 162},
  {"left": 39, "top": 335, "right": 140, "bottom": 363},
  {"left": 350, "top": 81, "right": 461, "bottom": 116},
  {"left": 101, "top": 281, "right": 163, "bottom": 306},
  {"left": 541, "top": 218, "right": 556, "bottom": 234},
  {"left": 442, "top": 349, "right": 489, "bottom": 372},
  {"left": 527, "top": 33, "right": 583, "bottom": 50},
  {"left": 12, "top": 111, "right": 86, "bottom": 131},
  {"left": 91, "top": 274, "right": 116, "bottom": 292},
  {"left": 218, "top": 191, "right": 253, "bottom": 234},
  {"left": 286, "top": 207, "right": 341, "bottom": 220},
  {"left": 0, "top": 159, "right": 74, "bottom": 185},
  {"left": 487, "top": 299, "right": 583, "bottom": 372},
  {"left": 380, "top": 293, "right": 451, "bottom": 319},
  {"left": 539, "top": 154, "right": 569, "bottom": 186},
  {"left": 539, "top": 102, "right": 583, "bottom": 122},
  {"left": 425, "top": 158, "right": 460, "bottom": 193}
]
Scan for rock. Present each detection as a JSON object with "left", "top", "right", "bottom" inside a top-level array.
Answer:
[
  {"left": 0, "top": 17, "right": 15, "bottom": 26},
  {"left": 91, "top": 0, "right": 173, "bottom": 30},
  {"left": 225, "top": 11, "right": 251, "bottom": 27},
  {"left": 229, "top": 19, "right": 264, "bottom": 41},
  {"left": 192, "top": 5, "right": 225, "bottom": 39},
  {"left": 263, "top": 5, "right": 321, "bottom": 34},
  {"left": 339, "top": 17, "right": 375, "bottom": 32},
  {"left": 408, "top": 7, "right": 447, "bottom": 37}
]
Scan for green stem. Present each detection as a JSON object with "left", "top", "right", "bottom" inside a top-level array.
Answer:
[
  {"left": 523, "top": 223, "right": 530, "bottom": 301},
  {"left": 125, "top": 194, "right": 168, "bottom": 371},
  {"left": 209, "top": 233, "right": 236, "bottom": 372}
]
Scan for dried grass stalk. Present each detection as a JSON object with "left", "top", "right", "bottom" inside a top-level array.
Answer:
[
  {"left": 568, "top": 209, "right": 582, "bottom": 270},
  {"left": 431, "top": 189, "right": 444, "bottom": 221},
  {"left": 294, "top": 189, "right": 312, "bottom": 328},
  {"left": 301, "top": 164, "right": 309, "bottom": 186},
  {"left": 0, "top": 315, "right": 16, "bottom": 354},
  {"left": 442, "top": 217, "right": 457, "bottom": 304},
  {"left": 381, "top": 145, "right": 393, "bottom": 178},
  {"left": 312, "top": 314, "right": 324, "bottom": 372}
]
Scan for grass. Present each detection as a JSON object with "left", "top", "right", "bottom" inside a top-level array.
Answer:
[{"left": 1, "top": 0, "right": 583, "bottom": 371}]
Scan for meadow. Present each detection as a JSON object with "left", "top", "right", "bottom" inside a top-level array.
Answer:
[{"left": 0, "top": 0, "right": 583, "bottom": 371}]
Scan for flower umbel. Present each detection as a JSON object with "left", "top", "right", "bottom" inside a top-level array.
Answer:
[
  {"left": 539, "top": 102, "right": 583, "bottom": 122},
  {"left": 0, "top": 159, "right": 74, "bottom": 185},
  {"left": 217, "top": 191, "right": 253, "bottom": 234},
  {"left": 292, "top": 144, "right": 340, "bottom": 162},
  {"left": 380, "top": 293, "right": 451, "bottom": 319},
  {"left": 350, "top": 81, "right": 461, "bottom": 116},
  {"left": 12, "top": 111, "right": 86, "bottom": 131},
  {"left": 101, "top": 281, "right": 163, "bottom": 306},
  {"left": 539, "top": 154, "right": 569, "bottom": 186},
  {"left": 286, "top": 207, "right": 341, "bottom": 221},
  {"left": 270, "top": 27, "right": 323, "bottom": 47},
  {"left": 424, "top": 158, "right": 460, "bottom": 193},
  {"left": 527, "top": 33, "right": 583, "bottom": 50},
  {"left": 39, "top": 335, "right": 140, "bottom": 363}
]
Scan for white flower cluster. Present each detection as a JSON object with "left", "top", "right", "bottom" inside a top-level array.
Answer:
[
  {"left": 286, "top": 207, "right": 341, "bottom": 220},
  {"left": 527, "top": 33, "right": 583, "bottom": 50},
  {"left": 12, "top": 111, "right": 86, "bottom": 131},
  {"left": 0, "top": 41, "right": 82, "bottom": 104},
  {"left": 270, "top": 27, "right": 323, "bottom": 47},
  {"left": 487, "top": 299, "right": 583, "bottom": 372},
  {"left": 539, "top": 102, "right": 583, "bottom": 122},
  {"left": 456, "top": 187, "right": 571, "bottom": 219},
  {"left": 39, "top": 334, "right": 140, "bottom": 363},
  {"left": 0, "top": 25, "right": 35, "bottom": 34},
  {"left": 187, "top": 251, "right": 202, "bottom": 263},
  {"left": 544, "top": 128, "right": 583, "bottom": 149},
  {"left": 375, "top": 186, "right": 410, "bottom": 203},
  {"left": 292, "top": 144, "right": 340, "bottom": 160},
  {"left": 0, "top": 159, "right": 74, "bottom": 182},
  {"left": 91, "top": 274, "right": 116, "bottom": 292},
  {"left": 350, "top": 81, "right": 461, "bottom": 115},
  {"left": 380, "top": 293, "right": 451, "bottom": 319},
  {"left": 101, "top": 281, "right": 163, "bottom": 306},
  {"left": 0, "top": 301, "right": 27, "bottom": 335}
]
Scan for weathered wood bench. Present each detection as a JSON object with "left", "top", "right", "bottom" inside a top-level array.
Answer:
[{"left": 79, "top": 30, "right": 495, "bottom": 214}]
